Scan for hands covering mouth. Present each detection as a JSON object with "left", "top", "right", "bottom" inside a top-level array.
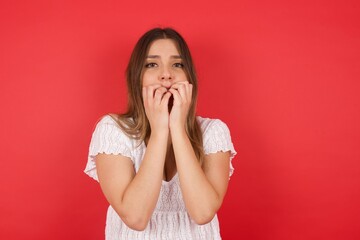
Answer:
[{"left": 143, "top": 81, "right": 193, "bottom": 131}]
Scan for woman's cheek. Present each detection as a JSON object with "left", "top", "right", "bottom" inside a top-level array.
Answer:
[
  {"left": 142, "top": 73, "right": 156, "bottom": 87},
  {"left": 175, "top": 74, "right": 189, "bottom": 83}
]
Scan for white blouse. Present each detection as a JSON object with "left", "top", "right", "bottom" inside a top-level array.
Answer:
[{"left": 84, "top": 115, "right": 237, "bottom": 240}]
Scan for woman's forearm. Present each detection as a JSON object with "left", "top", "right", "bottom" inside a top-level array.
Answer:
[
  {"left": 170, "top": 127, "right": 222, "bottom": 225},
  {"left": 120, "top": 130, "right": 168, "bottom": 230}
]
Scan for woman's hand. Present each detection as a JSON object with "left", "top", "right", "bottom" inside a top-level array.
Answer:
[
  {"left": 142, "top": 84, "right": 172, "bottom": 133},
  {"left": 168, "top": 81, "right": 193, "bottom": 130}
]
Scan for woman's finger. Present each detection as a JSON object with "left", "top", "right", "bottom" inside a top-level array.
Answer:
[
  {"left": 161, "top": 91, "right": 172, "bottom": 106},
  {"left": 145, "top": 84, "right": 162, "bottom": 104},
  {"left": 154, "top": 87, "right": 167, "bottom": 104},
  {"left": 171, "top": 82, "right": 189, "bottom": 102},
  {"left": 170, "top": 81, "right": 188, "bottom": 90},
  {"left": 168, "top": 88, "right": 181, "bottom": 105},
  {"left": 188, "top": 84, "right": 193, "bottom": 102}
]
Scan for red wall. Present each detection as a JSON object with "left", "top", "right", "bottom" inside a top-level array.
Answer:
[{"left": 1, "top": 1, "right": 359, "bottom": 239}]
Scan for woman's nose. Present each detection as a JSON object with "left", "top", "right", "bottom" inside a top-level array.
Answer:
[
  {"left": 160, "top": 67, "right": 173, "bottom": 87},
  {"left": 160, "top": 66, "right": 173, "bottom": 80}
]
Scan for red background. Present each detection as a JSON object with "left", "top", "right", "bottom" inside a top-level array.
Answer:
[{"left": 1, "top": 1, "right": 359, "bottom": 239}]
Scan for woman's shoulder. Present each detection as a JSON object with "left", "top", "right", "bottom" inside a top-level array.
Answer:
[
  {"left": 96, "top": 113, "right": 131, "bottom": 128},
  {"left": 196, "top": 116, "right": 228, "bottom": 132},
  {"left": 92, "top": 113, "right": 140, "bottom": 147},
  {"left": 94, "top": 113, "right": 134, "bottom": 137},
  {"left": 98, "top": 113, "right": 120, "bottom": 123}
]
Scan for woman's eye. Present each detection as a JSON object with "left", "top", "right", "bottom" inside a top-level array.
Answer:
[
  {"left": 145, "top": 63, "right": 157, "bottom": 68},
  {"left": 173, "top": 63, "right": 184, "bottom": 68}
]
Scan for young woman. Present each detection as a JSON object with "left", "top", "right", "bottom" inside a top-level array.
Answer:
[{"left": 84, "top": 27, "right": 237, "bottom": 239}]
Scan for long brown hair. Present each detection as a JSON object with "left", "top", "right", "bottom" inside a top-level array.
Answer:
[{"left": 114, "top": 27, "right": 204, "bottom": 164}]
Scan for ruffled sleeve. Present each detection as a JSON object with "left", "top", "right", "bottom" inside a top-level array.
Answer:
[
  {"left": 84, "top": 115, "right": 133, "bottom": 182},
  {"left": 202, "top": 118, "right": 237, "bottom": 178}
]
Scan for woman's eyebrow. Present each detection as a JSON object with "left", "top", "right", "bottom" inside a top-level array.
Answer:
[{"left": 146, "top": 55, "right": 182, "bottom": 59}]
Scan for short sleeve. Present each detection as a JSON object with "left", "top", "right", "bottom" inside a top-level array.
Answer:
[
  {"left": 84, "top": 115, "right": 133, "bottom": 182},
  {"left": 203, "top": 119, "right": 237, "bottom": 178}
]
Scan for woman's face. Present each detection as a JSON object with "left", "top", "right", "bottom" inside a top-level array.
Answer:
[{"left": 142, "top": 39, "right": 188, "bottom": 88}]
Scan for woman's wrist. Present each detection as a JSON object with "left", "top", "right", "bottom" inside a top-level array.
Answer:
[
  {"left": 150, "top": 127, "right": 170, "bottom": 141},
  {"left": 169, "top": 124, "right": 187, "bottom": 138}
]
